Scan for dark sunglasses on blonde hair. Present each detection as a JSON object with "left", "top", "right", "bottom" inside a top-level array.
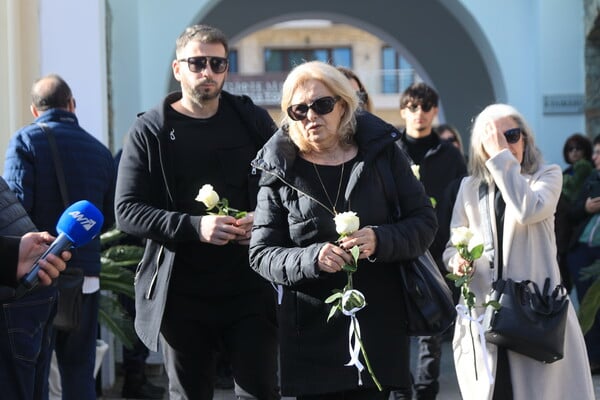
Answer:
[
  {"left": 178, "top": 56, "right": 229, "bottom": 73},
  {"left": 287, "top": 96, "right": 340, "bottom": 121},
  {"left": 504, "top": 128, "right": 522, "bottom": 144},
  {"left": 357, "top": 91, "right": 368, "bottom": 104}
]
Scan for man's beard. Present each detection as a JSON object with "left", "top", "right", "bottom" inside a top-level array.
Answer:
[{"left": 185, "top": 78, "right": 224, "bottom": 106}]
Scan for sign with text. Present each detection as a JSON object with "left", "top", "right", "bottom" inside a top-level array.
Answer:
[
  {"left": 543, "top": 94, "right": 584, "bottom": 114},
  {"left": 224, "top": 73, "right": 287, "bottom": 107}
]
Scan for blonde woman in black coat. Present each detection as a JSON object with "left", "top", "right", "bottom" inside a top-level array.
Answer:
[{"left": 249, "top": 61, "right": 437, "bottom": 399}]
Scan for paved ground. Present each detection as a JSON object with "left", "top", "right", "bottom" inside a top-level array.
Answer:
[{"left": 100, "top": 337, "right": 600, "bottom": 399}]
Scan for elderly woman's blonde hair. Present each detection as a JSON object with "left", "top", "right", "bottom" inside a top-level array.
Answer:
[
  {"left": 469, "top": 103, "right": 543, "bottom": 183},
  {"left": 280, "top": 61, "right": 359, "bottom": 152}
]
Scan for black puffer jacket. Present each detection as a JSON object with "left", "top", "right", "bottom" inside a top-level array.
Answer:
[
  {"left": 0, "top": 177, "right": 37, "bottom": 292},
  {"left": 249, "top": 112, "right": 437, "bottom": 395},
  {"left": 0, "top": 178, "right": 37, "bottom": 237}
]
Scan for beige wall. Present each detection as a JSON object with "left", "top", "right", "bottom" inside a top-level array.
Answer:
[
  {"left": 0, "top": 0, "right": 40, "bottom": 170},
  {"left": 235, "top": 23, "right": 405, "bottom": 127}
]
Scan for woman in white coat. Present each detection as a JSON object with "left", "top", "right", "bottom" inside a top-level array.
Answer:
[{"left": 443, "top": 103, "right": 594, "bottom": 400}]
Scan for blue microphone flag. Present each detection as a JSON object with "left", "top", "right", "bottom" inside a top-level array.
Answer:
[
  {"left": 56, "top": 200, "right": 104, "bottom": 246},
  {"left": 16, "top": 200, "right": 104, "bottom": 295}
]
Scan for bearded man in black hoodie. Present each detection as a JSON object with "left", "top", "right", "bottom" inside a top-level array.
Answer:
[{"left": 115, "top": 24, "right": 279, "bottom": 400}]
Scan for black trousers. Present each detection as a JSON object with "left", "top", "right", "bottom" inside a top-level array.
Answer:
[
  {"left": 298, "top": 388, "right": 390, "bottom": 400},
  {"left": 492, "top": 346, "right": 513, "bottom": 400},
  {"left": 160, "top": 290, "right": 280, "bottom": 400}
]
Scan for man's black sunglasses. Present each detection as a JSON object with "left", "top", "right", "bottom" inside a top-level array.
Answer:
[
  {"left": 405, "top": 103, "right": 434, "bottom": 113},
  {"left": 287, "top": 96, "right": 340, "bottom": 121},
  {"left": 504, "top": 127, "right": 522, "bottom": 144},
  {"left": 178, "top": 56, "right": 229, "bottom": 74}
]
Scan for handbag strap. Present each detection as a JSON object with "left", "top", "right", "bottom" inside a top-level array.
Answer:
[
  {"left": 37, "top": 123, "right": 70, "bottom": 208},
  {"left": 478, "top": 182, "right": 503, "bottom": 279},
  {"left": 375, "top": 150, "right": 402, "bottom": 222}
]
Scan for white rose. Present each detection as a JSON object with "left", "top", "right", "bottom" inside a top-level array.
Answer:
[
  {"left": 195, "top": 184, "right": 220, "bottom": 210},
  {"left": 334, "top": 211, "right": 360, "bottom": 236},
  {"left": 467, "top": 233, "right": 483, "bottom": 252},
  {"left": 411, "top": 164, "right": 420, "bottom": 180},
  {"left": 450, "top": 226, "right": 473, "bottom": 246}
]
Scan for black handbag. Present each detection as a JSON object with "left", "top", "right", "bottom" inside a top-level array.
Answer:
[
  {"left": 400, "top": 250, "right": 457, "bottom": 336},
  {"left": 478, "top": 182, "right": 569, "bottom": 363},
  {"left": 375, "top": 155, "right": 456, "bottom": 336},
  {"left": 39, "top": 123, "right": 85, "bottom": 332},
  {"left": 52, "top": 267, "right": 85, "bottom": 331},
  {"left": 483, "top": 277, "right": 568, "bottom": 363}
]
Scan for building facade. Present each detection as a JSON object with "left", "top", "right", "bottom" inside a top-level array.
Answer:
[{"left": 2, "top": 0, "right": 595, "bottom": 169}]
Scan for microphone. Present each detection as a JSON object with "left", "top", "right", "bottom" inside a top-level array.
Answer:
[{"left": 15, "top": 200, "right": 104, "bottom": 297}]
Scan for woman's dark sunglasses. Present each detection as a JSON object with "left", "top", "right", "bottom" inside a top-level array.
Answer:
[
  {"left": 178, "top": 56, "right": 229, "bottom": 74},
  {"left": 287, "top": 96, "right": 340, "bottom": 121},
  {"left": 503, "top": 128, "right": 522, "bottom": 144}
]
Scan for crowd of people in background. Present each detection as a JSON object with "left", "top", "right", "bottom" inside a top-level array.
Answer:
[
  {"left": 564, "top": 134, "right": 600, "bottom": 376},
  {"left": 0, "top": 22, "right": 598, "bottom": 400}
]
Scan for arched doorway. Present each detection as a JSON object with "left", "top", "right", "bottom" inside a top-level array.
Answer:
[{"left": 173, "top": 0, "right": 504, "bottom": 139}]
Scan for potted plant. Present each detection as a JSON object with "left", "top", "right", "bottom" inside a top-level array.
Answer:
[
  {"left": 99, "top": 228, "right": 143, "bottom": 349},
  {"left": 578, "top": 259, "right": 600, "bottom": 335},
  {"left": 50, "top": 229, "right": 143, "bottom": 399}
]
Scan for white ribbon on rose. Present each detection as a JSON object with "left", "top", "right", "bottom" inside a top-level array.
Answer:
[
  {"left": 341, "top": 289, "right": 366, "bottom": 385},
  {"left": 455, "top": 304, "right": 494, "bottom": 384},
  {"left": 272, "top": 283, "right": 283, "bottom": 305}
]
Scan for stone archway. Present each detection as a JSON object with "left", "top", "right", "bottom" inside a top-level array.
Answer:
[{"left": 179, "top": 0, "right": 503, "bottom": 139}]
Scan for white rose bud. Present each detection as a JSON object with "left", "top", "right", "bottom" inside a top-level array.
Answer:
[
  {"left": 450, "top": 226, "right": 473, "bottom": 246},
  {"left": 334, "top": 211, "right": 360, "bottom": 236},
  {"left": 467, "top": 233, "right": 483, "bottom": 252},
  {"left": 195, "top": 184, "right": 220, "bottom": 210},
  {"left": 411, "top": 164, "right": 420, "bottom": 180}
]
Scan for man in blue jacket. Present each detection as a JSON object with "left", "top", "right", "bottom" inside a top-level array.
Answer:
[{"left": 4, "top": 74, "right": 116, "bottom": 399}]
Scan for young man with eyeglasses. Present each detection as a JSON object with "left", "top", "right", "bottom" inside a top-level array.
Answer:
[
  {"left": 394, "top": 82, "right": 467, "bottom": 400},
  {"left": 115, "top": 24, "right": 280, "bottom": 399}
]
